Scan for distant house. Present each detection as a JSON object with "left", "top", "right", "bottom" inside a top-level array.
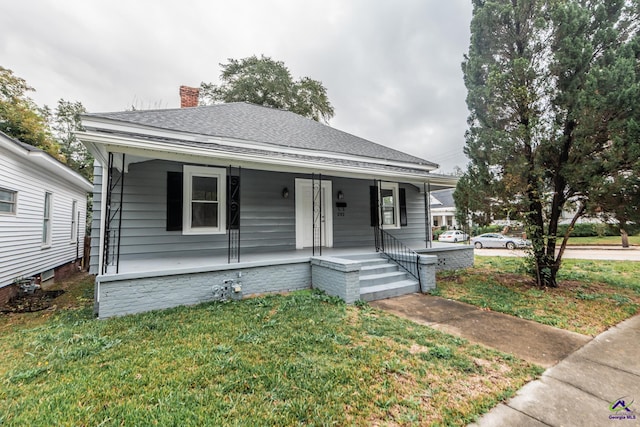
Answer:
[
  {"left": 430, "top": 188, "right": 458, "bottom": 229},
  {"left": 78, "top": 96, "right": 470, "bottom": 318},
  {"left": 0, "top": 132, "right": 92, "bottom": 305}
]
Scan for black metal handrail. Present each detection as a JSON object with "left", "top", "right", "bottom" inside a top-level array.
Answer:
[{"left": 375, "top": 227, "right": 421, "bottom": 287}]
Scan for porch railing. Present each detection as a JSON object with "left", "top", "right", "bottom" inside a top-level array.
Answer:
[
  {"left": 375, "top": 227, "right": 421, "bottom": 287},
  {"left": 102, "top": 152, "right": 125, "bottom": 274}
]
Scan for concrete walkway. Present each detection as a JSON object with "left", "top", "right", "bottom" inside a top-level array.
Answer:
[
  {"left": 370, "top": 294, "right": 640, "bottom": 426},
  {"left": 370, "top": 294, "right": 591, "bottom": 367}
]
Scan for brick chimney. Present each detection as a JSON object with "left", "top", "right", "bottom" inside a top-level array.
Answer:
[{"left": 179, "top": 85, "right": 200, "bottom": 108}]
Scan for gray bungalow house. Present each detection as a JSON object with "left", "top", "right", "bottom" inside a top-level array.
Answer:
[{"left": 78, "top": 100, "right": 470, "bottom": 318}]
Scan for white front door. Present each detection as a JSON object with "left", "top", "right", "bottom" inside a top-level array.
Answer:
[{"left": 295, "top": 179, "right": 333, "bottom": 249}]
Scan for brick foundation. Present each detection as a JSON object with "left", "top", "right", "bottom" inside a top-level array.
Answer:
[{"left": 54, "top": 260, "right": 81, "bottom": 282}]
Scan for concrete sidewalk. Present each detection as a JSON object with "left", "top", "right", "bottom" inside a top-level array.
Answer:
[
  {"left": 471, "top": 314, "right": 640, "bottom": 426},
  {"left": 370, "top": 294, "right": 639, "bottom": 425}
]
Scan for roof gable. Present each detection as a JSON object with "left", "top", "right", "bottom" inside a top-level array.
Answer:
[
  {"left": 430, "top": 188, "right": 455, "bottom": 208},
  {"left": 85, "top": 102, "right": 438, "bottom": 168}
]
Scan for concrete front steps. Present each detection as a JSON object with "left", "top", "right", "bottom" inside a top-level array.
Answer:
[{"left": 342, "top": 253, "right": 420, "bottom": 302}]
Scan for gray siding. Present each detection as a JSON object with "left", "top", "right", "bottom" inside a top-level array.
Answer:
[
  {"left": 387, "top": 184, "right": 430, "bottom": 246},
  {"left": 0, "top": 145, "right": 88, "bottom": 287},
  {"left": 89, "top": 159, "right": 431, "bottom": 274},
  {"left": 91, "top": 160, "right": 299, "bottom": 273},
  {"left": 330, "top": 178, "right": 429, "bottom": 248}
]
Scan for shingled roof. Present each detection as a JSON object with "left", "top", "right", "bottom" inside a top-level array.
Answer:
[{"left": 85, "top": 102, "right": 438, "bottom": 168}]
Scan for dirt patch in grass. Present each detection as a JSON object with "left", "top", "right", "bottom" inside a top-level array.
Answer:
[
  {"left": 1, "top": 289, "right": 65, "bottom": 313},
  {"left": 0, "top": 272, "right": 94, "bottom": 332}
]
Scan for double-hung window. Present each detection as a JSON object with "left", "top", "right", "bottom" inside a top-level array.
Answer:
[
  {"left": 182, "top": 165, "right": 226, "bottom": 234},
  {"left": 380, "top": 183, "right": 400, "bottom": 228},
  {"left": 71, "top": 200, "right": 78, "bottom": 242},
  {"left": 0, "top": 188, "right": 17, "bottom": 214},
  {"left": 42, "top": 192, "right": 52, "bottom": 246}
]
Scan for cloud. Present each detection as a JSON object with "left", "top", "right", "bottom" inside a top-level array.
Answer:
[{"left": 0, "top": 0, "right": 472, "bottom": 172}]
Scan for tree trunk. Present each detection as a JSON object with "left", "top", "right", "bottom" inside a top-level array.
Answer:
[
  {"left": 620, "top": 219, "right": 629, "bottom": 248},
  {"left": 535, "top": 256, "right": 559, "bottom": 288}
]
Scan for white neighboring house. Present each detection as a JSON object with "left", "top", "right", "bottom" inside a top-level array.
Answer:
[
  {"left": 0, "top": 131, "right": 93, "bottom": 305},
  {"left": 430, "top": 188, "right": 458, "bottom": 229}
]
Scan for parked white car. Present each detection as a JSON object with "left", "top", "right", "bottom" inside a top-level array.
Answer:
[
  {"left": 438, "top": 230, "right": 469, "bottom": 243},
  {"left": 471, "top": 233, "right": 531, "bottom": 249}
]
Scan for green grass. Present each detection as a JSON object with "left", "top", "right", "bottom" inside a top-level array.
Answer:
[
  {"left": 0, "top": 274, "right": 541, "bottom": 426},
  {"left": 566, "top": 235, "right": 640, "bottom": 246},
  {"left": 435, "top": 257, "right": 640, "bottom": 336}
]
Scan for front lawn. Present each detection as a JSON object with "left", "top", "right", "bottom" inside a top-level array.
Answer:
[
  {"left": 435, "top": 257, "right": 640, "bottom": 336},
  {"left": 0, "top": 274, "right": 540, "bottom": 426},
  {"left": 566, "top": 235, "right": 640, "bottom": 246}
]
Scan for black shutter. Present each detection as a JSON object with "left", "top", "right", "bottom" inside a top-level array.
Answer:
[
  {"left": 166, "top": 171, "right": 183, "bottom": 231},
  {"left": 369, "top": 186, "right": 379, "bottom": 227},
  {"left": 227, "top": 175, "right": 240, "bottom": 230},
  {"left": 399, "top": 188, "right": 407, "bottom": 227}
]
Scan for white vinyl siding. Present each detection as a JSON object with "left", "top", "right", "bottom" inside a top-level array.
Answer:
[
  {"left": 0, "top": 145, "right": 88, "bottom": 287},
  {"left": 182, "top": 165, "right": 226, "bottom": 234},
  {"left": 0, "top": 187, "right": 17, "bottom": 214}
]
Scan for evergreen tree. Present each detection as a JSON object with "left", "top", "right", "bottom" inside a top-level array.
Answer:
[
  {"left": 50, "top": 99, "right": 93, "bottom": 181},
  {"left": 458, "top": 0, "right": 639, "bottom": 286}
]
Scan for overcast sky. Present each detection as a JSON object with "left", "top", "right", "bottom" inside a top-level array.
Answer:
[{"left": 1, "top": 0, "right": 473, "bottom": 173}]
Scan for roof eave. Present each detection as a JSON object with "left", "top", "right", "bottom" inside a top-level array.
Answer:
[
  {"left": 0, "top": 133, "right": 93, "bottom": 192},
  {"left": 77, "top": 130, "right": 455, "bottom": 186}
]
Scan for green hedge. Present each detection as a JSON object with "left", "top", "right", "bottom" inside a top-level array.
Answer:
[
  {"left": 556, "top": 222, "right": 639, "bottom": 237},
  {"left": 471, "top": 225, "right": 503, "bottom": 236}
]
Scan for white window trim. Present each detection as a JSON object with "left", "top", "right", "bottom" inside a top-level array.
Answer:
[
  {"left": 42, "top": 192, "right": 52, "bottom": 248},
  {"left": 0, "top": 187, "right": 17, "bottom": 215},
  {"left": 70, "top": 200, "right": 78, "bottom": 243},
  {"left": 182, "top": 165, "right": 226, "bottom": 235},
  {"left": 380, "top": 182, "right": 400, "bottom": 229}
]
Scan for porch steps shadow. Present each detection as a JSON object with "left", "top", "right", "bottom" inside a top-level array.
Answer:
[{"left": 340, "top": 253, "right": 420, "bottom": 302}]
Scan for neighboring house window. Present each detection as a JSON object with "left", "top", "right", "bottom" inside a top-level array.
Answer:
[
  {"left": 433, "top": 218, "right": 439, "bottom": 227},
  {"left": 0, "top": 188, "right": 17, "bottom": 214},
  {"left": 71, "top": 200, "right": 78, "bottom": 242},
  {"left": 42, "top": 192, "right": 52, "bottom": 246},
  {"left": 182, "top": 165, "right": 226, "bottom": 234}
]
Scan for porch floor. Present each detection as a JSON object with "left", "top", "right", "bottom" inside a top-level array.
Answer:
[{"left": 103, "top": 242, "right": 462, "bottom": 277}]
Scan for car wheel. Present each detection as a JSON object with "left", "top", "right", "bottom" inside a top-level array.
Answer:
[
  {"left": 474, "top": 242, "right": 483, "bottom": 249},
  {"left": 454, "top": 238, "right": 458, "bottom": 243},
  {"left": 506, "top": 242, "right": 516, "bottom": 250}
]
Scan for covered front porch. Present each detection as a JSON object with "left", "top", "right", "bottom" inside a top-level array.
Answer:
[{"left": 89, "top": 151, "right": 469, "bottom": 319}]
